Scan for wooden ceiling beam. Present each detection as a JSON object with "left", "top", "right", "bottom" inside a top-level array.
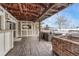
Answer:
[
  {"left": 18, "top": 3, "right": 23, "bottom": 13},
  {"left": 8, "top": 9, "right": 39, "bottom": 17},
  {"left": 23, "top": 9, "right": 42, "bottom": 15},
  {"left": 37, "top": 3, "right": 70, "bottom": 22},
  {"left": 37, "top": 4, "right": 56, "bottom": 21},
  {"left": 33, "top": 3, "right": 49, "bottom": 8}
]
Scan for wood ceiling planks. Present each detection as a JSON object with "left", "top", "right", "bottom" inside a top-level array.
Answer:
[{"left": 0, "top": 3, "right": 71, "bottom": 22}]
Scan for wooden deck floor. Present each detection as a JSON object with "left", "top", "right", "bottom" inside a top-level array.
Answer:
[{"left": 6, "top": 36, "right": 53, "bottom": 56}]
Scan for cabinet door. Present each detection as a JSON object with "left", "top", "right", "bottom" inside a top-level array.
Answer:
[
  {"left": 5, "top": 32, "right": 11, "bottom": 53},
  {"left": 0, "top": 33, "right": 4, "bottom": 56}
]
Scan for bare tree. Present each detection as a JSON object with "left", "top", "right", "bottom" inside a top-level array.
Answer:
[{"left": 55, "top": 15, "right": 70, "bottom": 29}]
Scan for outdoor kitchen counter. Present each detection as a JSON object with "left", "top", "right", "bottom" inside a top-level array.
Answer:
[
  {"left": 40, "top": 30, "right": 51, "bottom": 41},
  {"left": 52, "top": 36, "right": 79, "bottom": 56}
]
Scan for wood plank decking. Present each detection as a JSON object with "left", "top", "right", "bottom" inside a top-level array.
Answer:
[{"left": 6, "top": 36, "right": 53, "bottom": 56}]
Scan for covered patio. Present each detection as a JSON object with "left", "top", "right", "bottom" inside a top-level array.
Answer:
[{"left": 0, "top": 3, "right": 70, "bottom": 56}]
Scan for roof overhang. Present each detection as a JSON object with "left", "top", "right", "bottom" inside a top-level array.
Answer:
[{"left": 0, "top": 3, "right": 72, "bottom": 22}]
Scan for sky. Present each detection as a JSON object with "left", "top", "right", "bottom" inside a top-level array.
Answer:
[{"left": 41, "top": 3, "right": 79, "bottom": 29}]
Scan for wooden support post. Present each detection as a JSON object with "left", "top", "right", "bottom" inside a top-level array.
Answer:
[{"left": 39, "top": 21, "right": 41, "bottom": 41}]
